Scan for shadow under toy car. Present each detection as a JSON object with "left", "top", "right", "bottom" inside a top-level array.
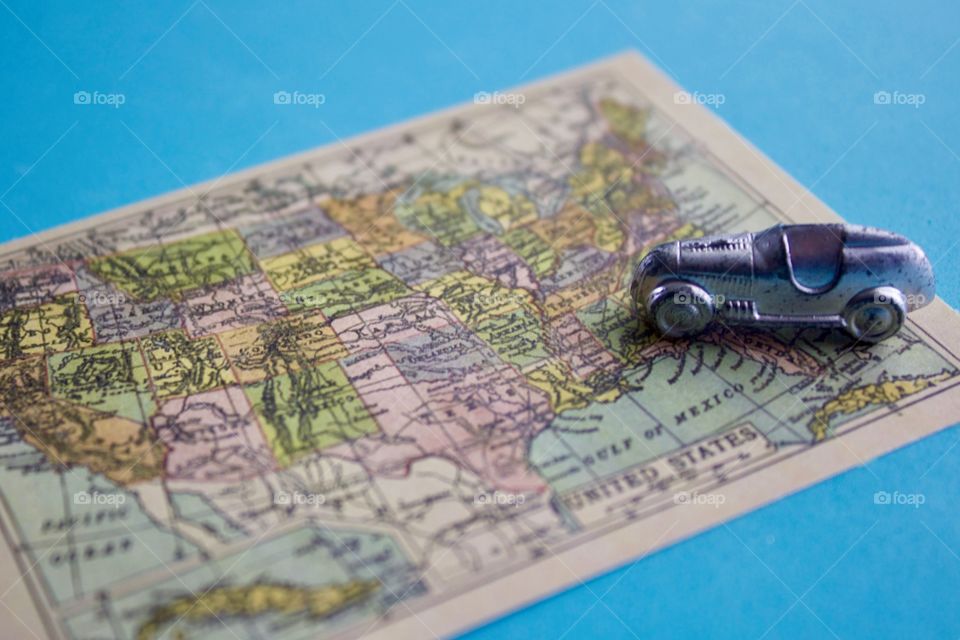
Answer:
[{"left": 630, "top": 223, "right": 934, "bottom": 343}]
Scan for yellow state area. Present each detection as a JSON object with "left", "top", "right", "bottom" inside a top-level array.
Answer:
[
  {"left": 416, "top": 270, "right": 534, "bottom": 325},
  {"left": 809, "top": 370, "right": 955, "bottom": 441},
  {"left": 526, "top": 359, "right": 620, "bottom": 414},
  {"left": 543, "top": 263, "right": 625, "bottom": 318},
  {"left": 14, "top": 399, "right": 165, "bottom": 486},
  {"left": 0, "top": 357, "right": 47, "bottom": 410},
  {"left": 261, "top": 236, "right": 375, "bottom": 291},
  {"left": 219, "top": 313, "right": 347, "bottom": 383},
  {"left": 325, "top": 191, "right": 425, "bottom": 255},
  {"left": 594, "top": 212, "right": 626, "bottom": 253},
  {"left": 88, "top": 229, "right": 255, "bottom": 302},
  {"left": 599, "top": 98, "right": 650, "bottom": 147},
  {"left": 0, "top": 294, "right": 94, "bottom": 361},
  {"left": 141, "top": 330, "right": 236, "bottom": 398},
  {"left": 475, "top": 185, "right": 538, "bottom": 232},
  {"left": 570, "top": 143, "right": 632, "bottom": 202},
  {"left": 527, "top": 202, "right": 599, "bottom": 255},
  {"left": 136, "top": 580, "right": 379, "bottom": 640}
]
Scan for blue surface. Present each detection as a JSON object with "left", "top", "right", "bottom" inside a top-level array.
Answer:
[{"left": 2, "top": 2, "right": 959, "bottom": 638}]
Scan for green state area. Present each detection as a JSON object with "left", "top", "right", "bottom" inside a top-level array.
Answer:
[
  {"left": 283, "top": 268, "right": 410, "bottom": 319},
  {"left": 459, "top": 184, "right": 539, "bottom": 234},
  {"left": 501, "top": 227, "right": 558, "bottom": 278},
  {"left": 0, "top": 294, "right": 94, "bottom": 361},
  {"left": 473, "top": 308, "right": 551, "bottom": 370},
  {"left": 261, "top": 237, "right": 375, "bottom": 291},
  {"left": 244, "top": 361, "right": 379, "bottom": 466},
  {"left": 569, "top": 142, "right": 657, "bottom": 218},
  {"left": 88, "top": 229, "right": 256, "bottom": 302},
  {"left": 48, "top": 343, "right": 155, "bottom": 421},
  {"left": 395, "top": 188, "right": 481, "bottom": 247},
  {"left": 599, "top": 98, "right": 651, "bottom": 148},
  {"left": 141, "top": 331, "right": 235, "bottom": 398}
]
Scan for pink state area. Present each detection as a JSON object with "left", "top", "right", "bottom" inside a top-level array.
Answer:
[
  {"left": 0, "top": 263, "right": 77, "bottom": 310},
  {"left": 459, "top": 235, "right": 538, "bottom": 292},
  {"left": 180, "top": 272, "right": 287, "bottom": 337},
  {"left": 548, "top": 312, "right": 620, "bottom": 379},
  {"left": 153, "top": 387, "right": 277, "bottom": 482},
  {"left": 330, "top": 293, "right": 458, "bottom": 353},
  {"left": 414, "top": 363, "right": 554, "bottom": 493},
  {"left": 328, "top": 296, "right": 554, "bottom": 493}
]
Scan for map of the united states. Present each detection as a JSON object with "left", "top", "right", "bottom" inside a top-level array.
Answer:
[{"left": 0, "top": 64, "right": 957, "bottom": 640}]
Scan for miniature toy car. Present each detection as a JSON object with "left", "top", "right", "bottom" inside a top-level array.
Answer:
[{"left": 630, "top": 223, "right": 934, "bottom": 343}]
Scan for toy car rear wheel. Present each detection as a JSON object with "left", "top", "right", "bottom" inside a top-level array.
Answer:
[
  {"left": 843, "top": 287, "right": 906, "bottom": 343},
  {"left": 647, "top": 281, "right": 715, "bottom": 338}
]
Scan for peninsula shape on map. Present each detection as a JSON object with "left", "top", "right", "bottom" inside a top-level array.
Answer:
[{"left": 0, "top": 51, "right": 958, "bottom": 640}]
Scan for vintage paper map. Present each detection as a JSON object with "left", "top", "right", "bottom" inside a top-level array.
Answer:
[{"left": 1, "top": 51, "right": 959, "bottom": 640}]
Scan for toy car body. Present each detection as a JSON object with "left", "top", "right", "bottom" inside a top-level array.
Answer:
[{"left": 630, "top": 223, "right": 934, "bottom": 343}]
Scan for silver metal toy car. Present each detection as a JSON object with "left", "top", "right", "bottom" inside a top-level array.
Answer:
[{"left": 630, "top": 223, "right": 934, "bottom": 343}]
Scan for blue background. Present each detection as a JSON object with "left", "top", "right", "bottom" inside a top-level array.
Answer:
[{"left": 2, "top": 1, "right": 959, "bottom": 638}]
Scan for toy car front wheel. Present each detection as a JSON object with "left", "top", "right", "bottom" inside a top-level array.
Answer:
[
  {"left": 646, "top": 281, "right": 715, "bottom": 338},
  {"left": 843, "top": 287, "right": 907, "bottom": 343}
]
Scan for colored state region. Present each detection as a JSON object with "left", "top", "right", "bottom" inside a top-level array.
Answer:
[
  {"left": 218, "top": 312, "right": 347, "bottom": 383},
  {"left": 284, "top": 267, "right": 410, "bottom": 319},
  {"left": 48, "top": 342, "right": 155, "bottom": 421},
  {"left": 0, "top": 293, "right": 93, "bottom": 359},
  {"left": 809, "top": 370, "right": 954, "bottom": 440},
  {"left": 153, "top": 386, "right": 276, "bottom": 482},
  {"left": 135, "top": 579, "right": 379, "bottom": 640},
  {"left": 2, "top": 350, "right": 165, "bottom": 485},
  {"left": 262, "top": 236, "right": 375, "bottom": 291},
  {"left": 0, "top": 263, "right": 75, "bottom": 311},
  {"left": 325, "top": 189, "right": 425, "bottom": 255},
  {"left": 15, "top": 401, "right": 164, "bottom": 485},
  {"left": 141, "top": 330, "right": 235, "bottom": 399},
  {"left": 244, "top": 360, "right": 379, "bottom": 466},
  {"left": 179, "top": 271, "right": 287, "bottom": 337},
  {"left": 89, "top": 229, "right": 255, "bottom": 302}
]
